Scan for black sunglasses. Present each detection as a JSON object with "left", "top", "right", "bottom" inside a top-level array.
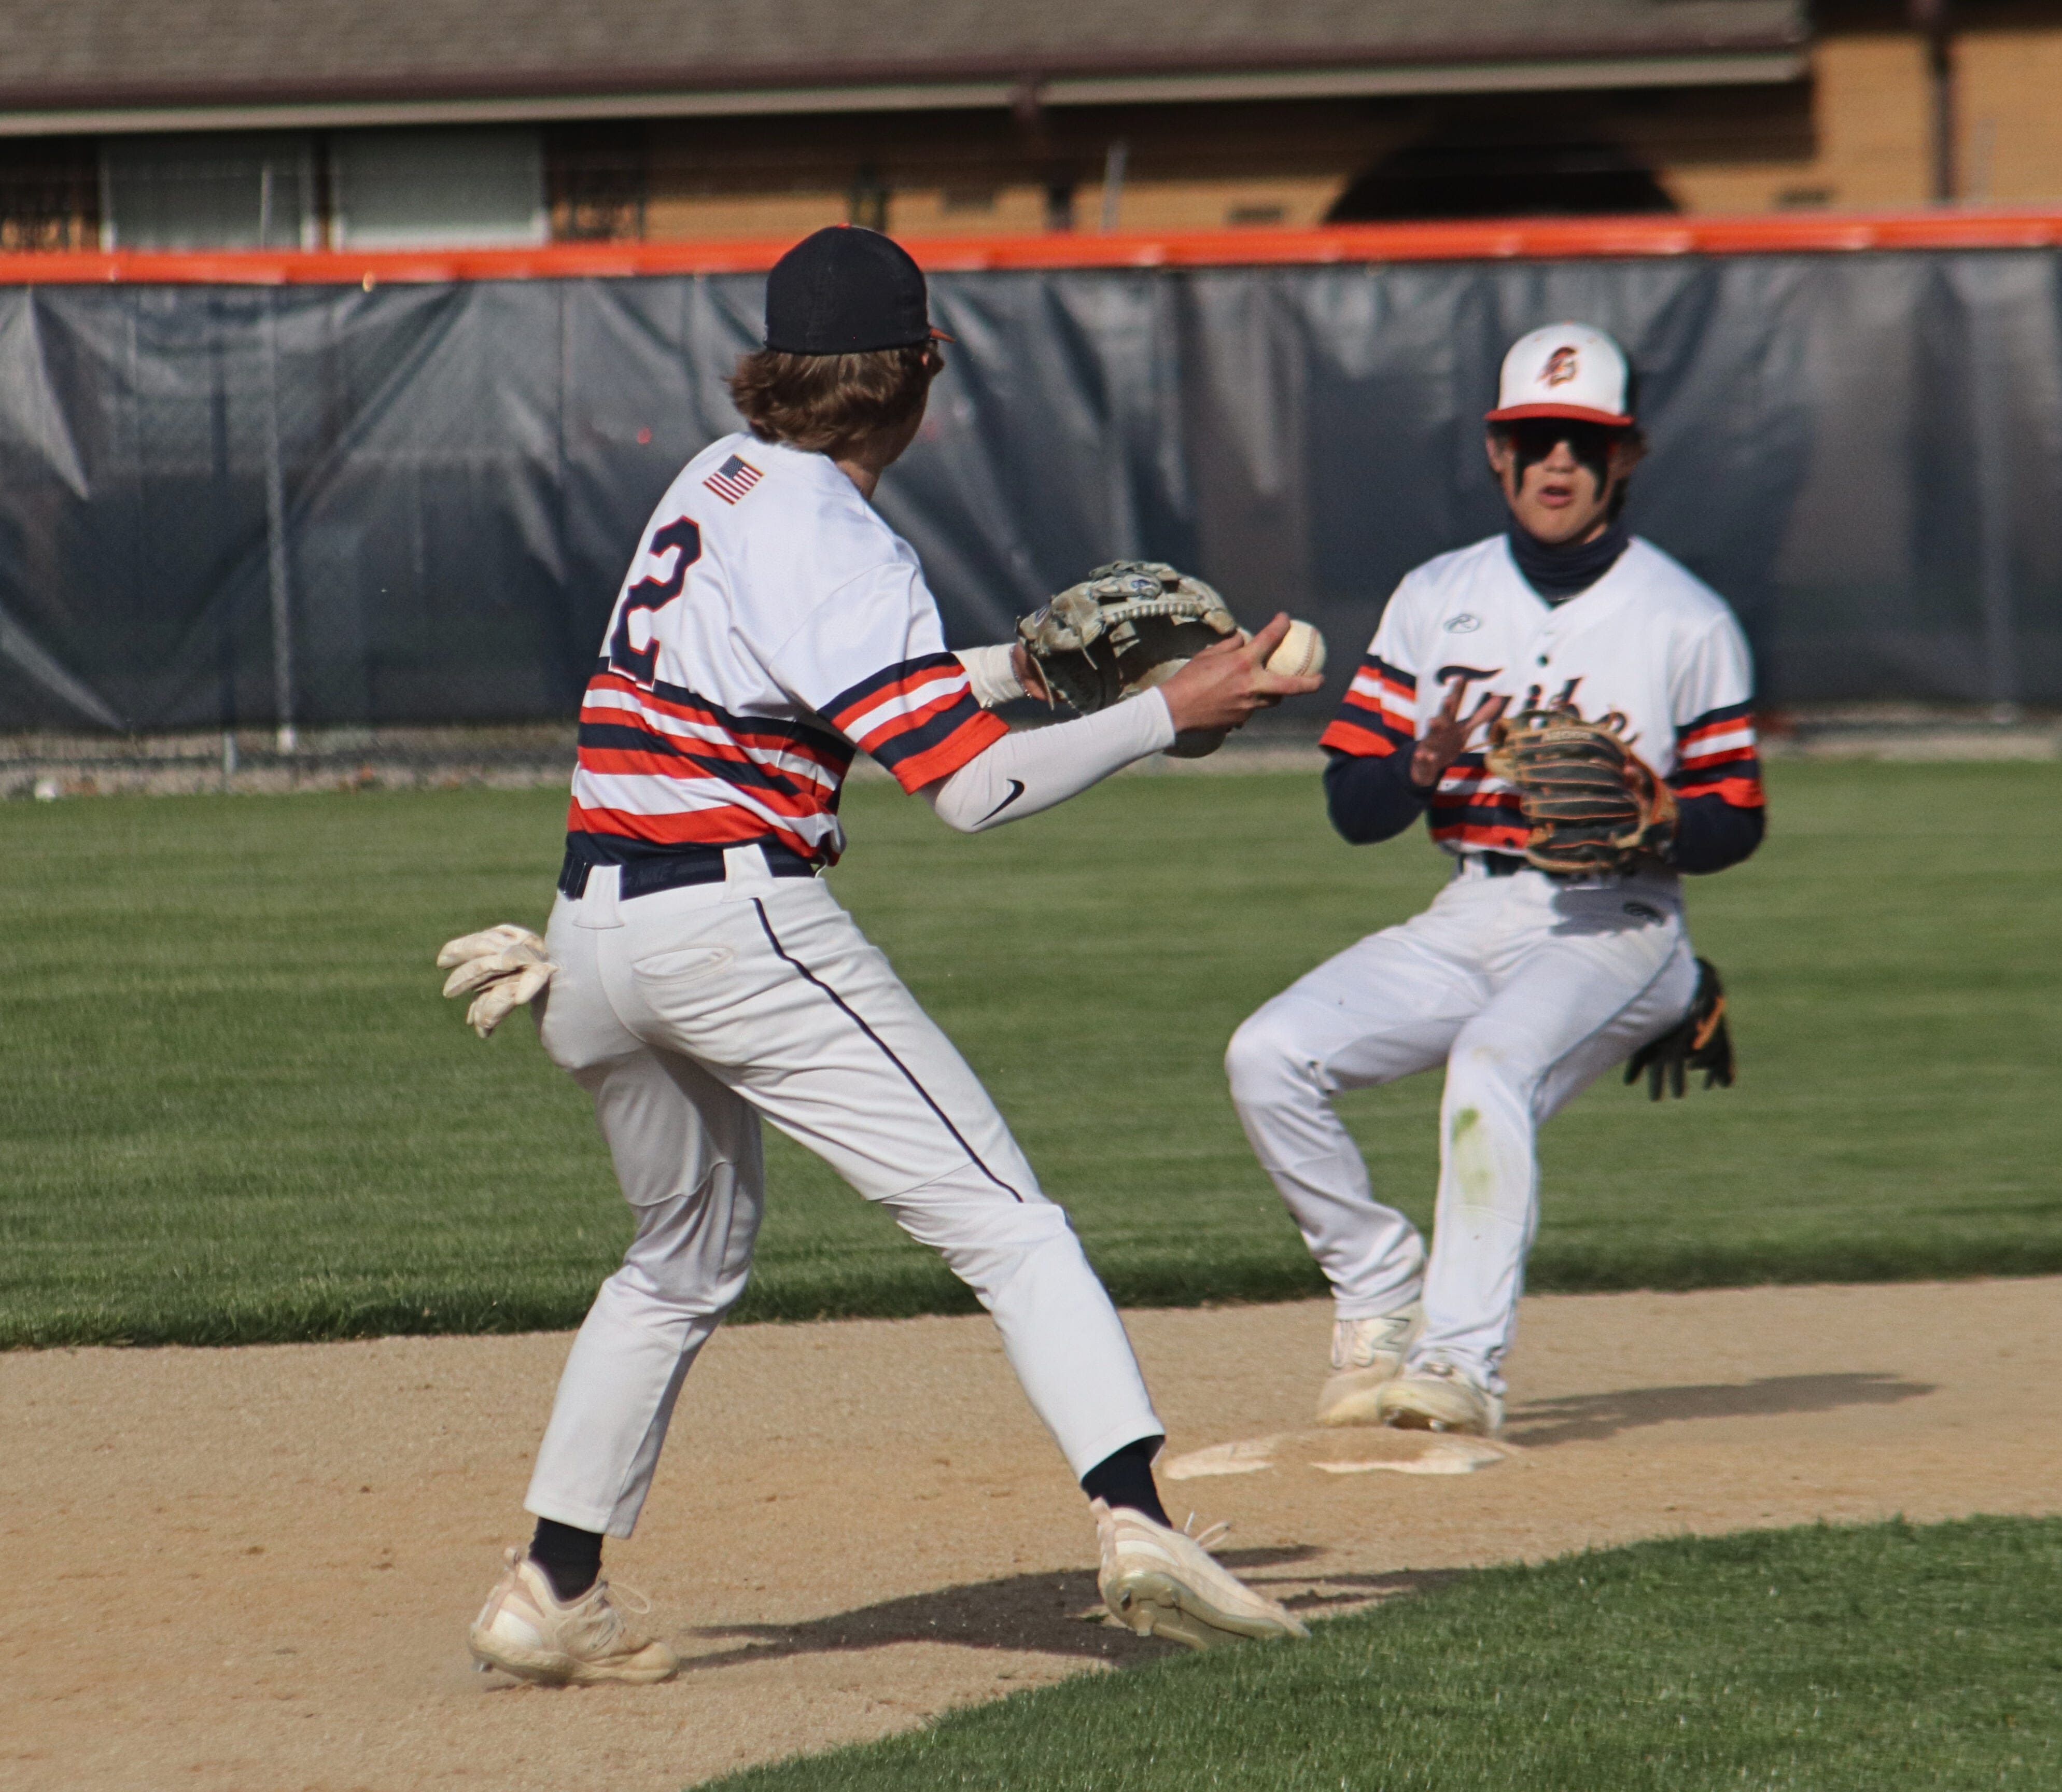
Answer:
[{"left": 1501, "top": 419, "right": 1629, "bottom": 473}]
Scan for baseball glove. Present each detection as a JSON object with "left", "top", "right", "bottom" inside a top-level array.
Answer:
[
  {"left": 1483, "top": 695, "right": 1678, "bottom": 876},
  {"left": 1625, "top": 957, "right": 1734, "bottom": 1099},
  {"left": 438, "top": 923, "right": 557, "bottom": 1038},
  {"left": 1016, "top": 561, "right": 1240, "bottom": 758}
]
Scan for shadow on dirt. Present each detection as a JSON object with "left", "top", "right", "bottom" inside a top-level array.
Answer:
[
  {"left": 1506, "top": 1372, "right": 1933, "bottom": 1448},
  {"left": 674, "top": 1544, "right": 1411, "bottom": 1670}
]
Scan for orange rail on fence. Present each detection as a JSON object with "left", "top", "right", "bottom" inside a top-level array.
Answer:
[{"left": 7, "top": 211, "right": 2062, "bottom": 285}]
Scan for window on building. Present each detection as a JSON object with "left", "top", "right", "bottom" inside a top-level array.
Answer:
[
  {"left": 0, "top": 138, "right": 99, "bottom": 249},
  {"left": 330, "top": 129, "right": 546, "bottom": 249},
  {"left": 101, "top": 134, "right": 317, "bottom": 249},
  {"left": 545, "top": 123, "right": 647, "bottom": 242},
  {"left": 1328, "top": 123, "right": 1677, "bottom": 222}
]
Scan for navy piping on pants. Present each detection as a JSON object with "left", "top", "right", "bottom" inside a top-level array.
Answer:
[{"left": 749, "top": 898, "right": 1026, "bottom": 1203}]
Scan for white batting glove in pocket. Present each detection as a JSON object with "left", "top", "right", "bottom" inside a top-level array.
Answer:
[{"left": 437, "top": 924, "right": 559, "bottom": 1039}]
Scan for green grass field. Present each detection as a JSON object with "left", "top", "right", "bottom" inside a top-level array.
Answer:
[
  {"left": 699, "top": 1516, "right": 2062, "bottom": 1792},
  {"left": 1, "top": 760, "right": 2056, "bottom": 1348}
]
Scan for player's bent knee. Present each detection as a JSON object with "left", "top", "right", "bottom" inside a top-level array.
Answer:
[
  {"left": 612, "top": 1165, "right": 762, "bottom": 1308},
  {"left": 610, "top": 1245, "right": 754, "bottom": 1321},
  {"left": 1225, "top": 1008, "right": 1317, "bottom": 1110}
]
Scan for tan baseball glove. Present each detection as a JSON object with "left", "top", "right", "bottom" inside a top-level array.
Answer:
[
  {"left": 1015, "top": 561, "right": 1241, "bottom": 758},
  {"left": 1483, "top": 696, "right": 1677, "bottom": 876},
  {"left": 437, "top": 923, "right": 557, "bottom": 1038}
]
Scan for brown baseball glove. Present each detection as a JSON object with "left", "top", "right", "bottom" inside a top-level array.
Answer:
[
  {"left": 1483, "top": 695, "right": 1677, "bottom": 876},
  {"left": 1015, "top": 561, "right": 1240, "bottom": 758}
]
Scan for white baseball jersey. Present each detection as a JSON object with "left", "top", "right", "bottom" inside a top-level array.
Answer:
[
  {"left": 568, "top": 433, "right": 1004, "bottom": 867},
  {"left": 1320, "top": 533, "right": 1764, "bottom": 855}
]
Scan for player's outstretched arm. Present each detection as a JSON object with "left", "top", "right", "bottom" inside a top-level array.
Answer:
[{"left": 926, "top": 615, "right": 1320, "bottom": 833}]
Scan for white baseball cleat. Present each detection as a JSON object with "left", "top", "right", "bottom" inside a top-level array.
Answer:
[
  {"left": 468, "top": 1549, "right": 680, "bottom": 1685},
  {"left": 1373, "top": 1360, "right": 1505, "bottom": 1437},
  {"left": 1092, "top": 1500, "right": 1310, "bottom": 1651},
  {"left": 1314, "top": 1309, "right": 1421, "bottom": 1426}
]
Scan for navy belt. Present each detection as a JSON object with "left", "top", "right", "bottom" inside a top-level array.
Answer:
[
  {"left": 558, "top": 841, "right": 819, "bottom": 901},
  {"left": 1469, "top": 850, "right": 1640, "bottom": 884}
]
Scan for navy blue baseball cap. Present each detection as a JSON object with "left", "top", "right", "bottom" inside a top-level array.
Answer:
[{"left": 764, "top": 226, "right": 951, "bottom": 355}]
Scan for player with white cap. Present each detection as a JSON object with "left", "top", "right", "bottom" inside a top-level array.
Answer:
[{"left": 1225, "top": 322, "right": 1765, "bottom": 1437}]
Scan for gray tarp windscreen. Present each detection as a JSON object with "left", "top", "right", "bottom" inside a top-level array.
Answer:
[{"left": 0, "top": 254, "right": 2055, "bottom": 731}]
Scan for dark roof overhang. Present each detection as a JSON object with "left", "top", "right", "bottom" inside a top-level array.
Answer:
[{"left": 0, "top": 33, "right": 1810, "bottom": 138}]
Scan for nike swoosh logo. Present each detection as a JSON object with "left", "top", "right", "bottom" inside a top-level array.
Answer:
[{"left": 978, "top": 779, "right": 1027, "bottom": 824}]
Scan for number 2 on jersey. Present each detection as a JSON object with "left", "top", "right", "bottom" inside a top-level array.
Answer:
[{"left": 608, "top": 516, "right": 703, "bottom": 683}]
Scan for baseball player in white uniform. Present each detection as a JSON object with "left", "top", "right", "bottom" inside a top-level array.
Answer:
[
  {"left": 452, "top": 227, "right": 1318, "bottom": 1682},
  {"left": 1226, "top": 324, "right": 1765, "bottom": 1438}
]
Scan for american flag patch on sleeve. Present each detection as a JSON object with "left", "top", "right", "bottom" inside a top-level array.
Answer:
[{"left": 704, "top": 455, "right": 763, "bottom": 505}]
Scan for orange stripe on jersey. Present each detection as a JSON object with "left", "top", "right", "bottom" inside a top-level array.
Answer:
[
  {"left": 1340, "top": 673, "right": 1413, "bottom": 713},
  {"left": 573, "top": 748, "right": 834, "bottom": 818},
  {"left": 567, "top": 799, "right": 817, "bottom": 856},
  {"left": 1678, "top": 716, "right": 1754, "bottom": 749},
  {"left": 1685, "top": 774, "right": 1765, "bottom": 808},
  {"left": 1338, "top": 678, "right": 1415, "bottom": 731},
  {"left": 1434, "top": 765, "right": 1504, "bottom": 792},
  {"left": 841, "top": 680, "right": 972, "bottom": 754},
  {"left": 1324, "top": 653, "right": 1418, "bottom": 759},
  {"left": 1430, "top": 820, "right": 1531, "bottom": 850},
  {"left": 1320, "top": 715, "right": 1402, "bottom": 757},
  {"left": 1676, "top": 742, "right": 1760, "bottom": 769},
  {"left": 1428, "top": 768, "right": 1527, "bottom": 851},
  {"left": 891, "top": 709, "right": 1008, "bottom": 789},
  {"left": 583, "top": 673, "right": 851, "bottom": 777}
]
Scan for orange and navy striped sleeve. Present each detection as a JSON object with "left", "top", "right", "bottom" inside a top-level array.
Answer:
[
  {"left": 823, "top": 653, "right": 1006, "bottom": 792},
  {"left": 1666, "top": 700, "right": 1765, "bottom": 873},
  {"left": 1319, "top": 651, "right": 1418, "bottom": 758},
  {"left": 1671, "top": 701, "right": 1764, "bottom": 811}
]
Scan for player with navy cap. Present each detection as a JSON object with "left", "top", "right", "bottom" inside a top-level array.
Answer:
[
  {"left": 1225, "top": 321, "right": 1765, "bottom": 1440},
  {"left": 455, "top": 227, "right": 1318, "bottom": 1683}
]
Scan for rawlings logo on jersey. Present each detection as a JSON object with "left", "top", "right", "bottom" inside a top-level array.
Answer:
[{"left": 1444, "top": 613, "right": 1482, "bottom": 633}]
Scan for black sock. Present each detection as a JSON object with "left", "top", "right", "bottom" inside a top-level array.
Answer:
[
  {"left": 528, "top": 1518, "right": 604, "bottom": 1602},
  {"left": 1081, "top": 1435, "right": 1169, "bottom": 1528}
]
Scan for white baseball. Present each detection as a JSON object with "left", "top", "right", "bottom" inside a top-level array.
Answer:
[{"left": 1265, "top": 619, "right": 1326, "bottom": 678}]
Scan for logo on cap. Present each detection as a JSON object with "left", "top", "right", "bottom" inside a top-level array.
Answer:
[{"left": 1485, "top": 323, "right": 1632, "bottom": 427}]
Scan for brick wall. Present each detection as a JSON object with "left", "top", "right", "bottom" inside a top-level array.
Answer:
[{"left": 11, "top": 8, "right": 2062, "bottom": 250}]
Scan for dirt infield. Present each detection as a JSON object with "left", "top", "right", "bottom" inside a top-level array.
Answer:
[{"left": 8, "top": 1279, "right": 2060, "bottom": 1792}]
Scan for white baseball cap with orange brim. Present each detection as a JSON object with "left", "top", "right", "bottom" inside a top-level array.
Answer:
[{"left": 1485, "top": 323, "right": 1634, "bottom": 427}]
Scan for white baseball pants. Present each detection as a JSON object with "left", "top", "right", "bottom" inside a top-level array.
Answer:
[
  {"left": 525, "top": 846, "right": 1163, "bottom": 1537},
  {"left": 1226, "top": 860, "right": 1698, "bottom": 1394}
]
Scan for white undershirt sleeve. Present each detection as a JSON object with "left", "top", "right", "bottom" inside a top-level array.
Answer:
[
  {"left": 922, "top": 690, "right": 1176, "bottom": 832},
  {"left": 952, "top": 643, "right": 1026, "bottom": 709}
]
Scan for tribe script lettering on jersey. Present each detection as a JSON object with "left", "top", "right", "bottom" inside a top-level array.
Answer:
[
  {"left": 569, "top": 434, "right": 1004, "bottom": 868},
  {"left": 1320, "top": 534, "right": 1764, "bottom": 856}
]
